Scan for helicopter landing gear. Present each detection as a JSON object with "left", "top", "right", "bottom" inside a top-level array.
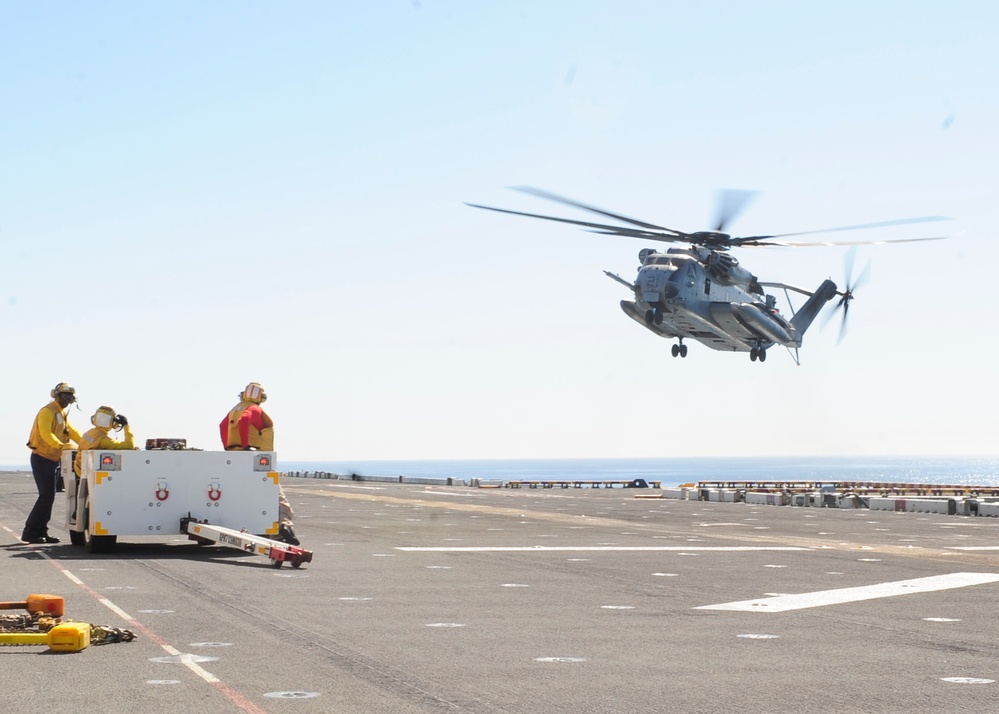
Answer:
[
  {"left": 671, "top": 341, "right": 688, "bottom": 358},
  {"left": 749, "top": 346, "right": 767, "bottom": 363},
  {"left": 645, "top": 308, "right": 664, "bottom": 327}
]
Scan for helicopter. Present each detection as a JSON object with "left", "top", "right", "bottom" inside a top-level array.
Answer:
[{"left": 466, "top": 187, "right": 950, "bottom": 364}]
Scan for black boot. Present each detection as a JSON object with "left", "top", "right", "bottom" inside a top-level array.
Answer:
[{"left": 278, "top": 525, "right": 300, "bottom": 546}]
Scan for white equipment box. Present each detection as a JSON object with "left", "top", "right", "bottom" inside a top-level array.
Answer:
[{"left": 63, "top": 450, "right": 281, "bottom": 553}]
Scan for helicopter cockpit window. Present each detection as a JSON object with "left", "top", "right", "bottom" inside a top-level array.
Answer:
[{"left": 645, "top": 256, "right": 675, "bottom": 267}]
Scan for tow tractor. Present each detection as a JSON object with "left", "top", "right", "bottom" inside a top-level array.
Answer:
[{"left": 63, "top": 446, "right": 312, "bottom": 568}]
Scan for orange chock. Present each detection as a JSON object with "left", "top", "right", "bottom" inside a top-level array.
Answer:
[{"left": 0, "top": 594, "right": 65, "bottom": 617}]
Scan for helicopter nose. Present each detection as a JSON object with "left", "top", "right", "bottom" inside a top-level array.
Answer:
[{"left": 640, "top": 272, "right": 679, "bottom": 303}]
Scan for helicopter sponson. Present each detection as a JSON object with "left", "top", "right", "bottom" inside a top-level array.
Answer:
[{"left": 719, "top": 302, "right": 793, "bottom": 345}]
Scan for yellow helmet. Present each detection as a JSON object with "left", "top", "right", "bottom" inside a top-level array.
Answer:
[
  {"left": 242, "top": 382, "right": 267, "bottom": 404},
  {"left": 91, "top": 406, "right": 116, "bottom": 429},
  {"left": 51, "top": 382, "right": 77, "bottom": 401}
]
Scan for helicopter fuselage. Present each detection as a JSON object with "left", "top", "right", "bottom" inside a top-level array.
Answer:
[{"left": 621, "top": 247, "right": 830, "bottom": 361}]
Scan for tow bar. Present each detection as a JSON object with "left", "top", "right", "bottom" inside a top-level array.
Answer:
[{"left": 180, "top": 516, "right": 313, "bottom": 568}]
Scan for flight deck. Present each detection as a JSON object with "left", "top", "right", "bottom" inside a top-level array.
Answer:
[{"left": 3, "top": 471, "right": 999, "bottom": 713}]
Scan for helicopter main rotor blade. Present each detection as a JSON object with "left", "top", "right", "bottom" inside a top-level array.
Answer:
[
  {"left": 737, "top": 215, "right": 950, "bottom": 243},
  {"left": 510, "top": 186, "right": 682, "bottom": 233},
  {"left": 464, "top": 203, "right": 686, "bottom": 243},
  {"left": 713, "top": 189, "right": 758, "bottom": 233},
  {"left": 743, "top": 234, "right": 952, "bottom": 248}
]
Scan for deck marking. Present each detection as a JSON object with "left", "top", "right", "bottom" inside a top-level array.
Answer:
[
  {"left": 948, "top": 546, "right": 999, "bottom": 551},
  {"left": 696, "top": 572, "right": 999, "bottom": 613},
  {"left": 396, "top": 546, "right": 809, "bottom": 552},
  {"left": 22, "top": 544, "right": 268, "bottom": 714}
]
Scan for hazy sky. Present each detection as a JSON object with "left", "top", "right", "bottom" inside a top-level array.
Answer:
[{"left": 2, "top": 2, "right": 996, "bottom": 464}]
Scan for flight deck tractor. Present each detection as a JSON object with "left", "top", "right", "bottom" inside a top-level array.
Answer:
[{"left": 62, "top": 446, "right": 311, "bottom": 568}]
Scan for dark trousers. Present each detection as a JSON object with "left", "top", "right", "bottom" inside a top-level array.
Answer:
[{"left": 23, "top": 452, "right": 60, "bottom": 540}]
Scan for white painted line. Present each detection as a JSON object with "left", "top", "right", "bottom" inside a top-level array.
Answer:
[
  {"left": 948, "top": 546, "right": 999, "bottom": 551},
  {"left": 98, "top": 598, "right": 134, "bottom": 621},
  {"left": 418, "top": 490, "right": 482, "bottom": 498},
  {"left": 396, "top": 546, "right": 810, "bottom": 552},
  {"left": 696, "top": 572, "right": 999, "bottom": 613}
]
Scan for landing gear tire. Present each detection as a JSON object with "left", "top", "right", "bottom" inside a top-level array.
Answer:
[
  {"left": 70, "top": 478, "right": 86, "bottom": 546},
  {"left": 680, "top": 344, "right": 688, "bottom": 358},
  {"left": 758, "top": 349, "right": 767, "bottom": 362},
  {"left": 83, "top": 497, "right": 117, "bottom": 554},
  {"left": 671, "top": 344, "right": 680, "bottom": 358},
  {"left": 653, "top": 309, "right": 663, "bottom": 326},
  {"left": 645, "top": 310, "right": 654, "bottom": 327},
  {"left": 750, "top": 348, "right": 758, "bottom": 362}
]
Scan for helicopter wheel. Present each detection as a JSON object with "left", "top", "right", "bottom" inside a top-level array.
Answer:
[
  {"left": 758, "top": 349, "right": 767, "bottom": 362},
  {"left": 671, "top": 344, "right": 680, "bottom": 358},
  {"left": 653, "top": 309, "right": 663, "bottom": 326},
  {"left": 679, "top": 344, "right": 688, "bottom": 358},
  {"left": 750, "top": 348, "right": 758, "bottom": 362},
  {"left": 645, "top": 310, "right": 655, "bottom": 327}
]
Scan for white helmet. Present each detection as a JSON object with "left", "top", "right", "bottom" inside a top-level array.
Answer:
[
  {"left": 92, "top": 406, "right": 116, "bottom": 429},
  {"left": 241, "top": 382, "right": 267, "bottom": 404}
]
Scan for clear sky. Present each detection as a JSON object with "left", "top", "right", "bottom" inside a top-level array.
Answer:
[{"left": 2, "top": 2, "right": 996, "bottom": 464}]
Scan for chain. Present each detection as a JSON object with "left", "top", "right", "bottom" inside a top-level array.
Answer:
[
  {"left": 91, "top": 625, "right": 136, "bottom": 644},
  {"left": 0, "top": 613, "right": 38, "bottom": 630},
  {"left": 0, "top": 614, "right": 135, "bottom": 646}
]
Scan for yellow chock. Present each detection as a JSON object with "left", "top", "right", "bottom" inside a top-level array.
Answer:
[{"left": 0, "top": 622, "right": 91, "bottom": 652}]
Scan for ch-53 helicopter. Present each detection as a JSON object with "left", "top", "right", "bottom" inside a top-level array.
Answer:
[{"left": 467, "top": 187, "right": 949, "bottom": 364}]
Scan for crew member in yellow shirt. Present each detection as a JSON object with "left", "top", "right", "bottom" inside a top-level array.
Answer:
[
  {"left": 23, "top": 383, "right": 82, "bottom": 544},
  {"left": 74, "top": 406, "right": 137, "bottom": 477}
]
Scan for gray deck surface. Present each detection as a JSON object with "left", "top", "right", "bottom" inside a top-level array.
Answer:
[{"left": 3, "top": 472, "right": 999, "bottom": 713}]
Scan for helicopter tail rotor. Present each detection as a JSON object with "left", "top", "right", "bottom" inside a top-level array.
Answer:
[{"left": 825, "top": 246, "right": 871, "bottom": 343}]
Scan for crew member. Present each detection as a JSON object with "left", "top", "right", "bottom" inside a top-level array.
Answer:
[
  {"left": 220, "top": 383, "right": 298, "bottom": 545},
  {"left": 74, "top": 406, "right": 137, "bottom": 477},
  {"left": 22, "top": 383, "right": 82, "bottom": 544}
]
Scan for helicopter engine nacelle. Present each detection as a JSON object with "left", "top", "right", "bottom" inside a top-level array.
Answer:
[{"left": 705, "top": 251, "right": 755, "bottom": 287}]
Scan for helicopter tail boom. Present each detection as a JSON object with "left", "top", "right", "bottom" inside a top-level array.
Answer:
[{"left": 789, "top": 279, "right": 838, "bottom": 335}]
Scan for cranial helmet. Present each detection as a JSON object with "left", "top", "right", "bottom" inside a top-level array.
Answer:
[
  {"left": 242, "top": 382, "right": 267, "bottom": 404},
  {"left": 51, "top": 382, "right": 77, "bottom": 401},
  {"left": 92, "top": 406, "right": 116, "bottom": 429}
]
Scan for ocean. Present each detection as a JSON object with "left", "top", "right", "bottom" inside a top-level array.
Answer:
[{"left": 278, "top": 455, "right": 999, "bottom": 489}]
